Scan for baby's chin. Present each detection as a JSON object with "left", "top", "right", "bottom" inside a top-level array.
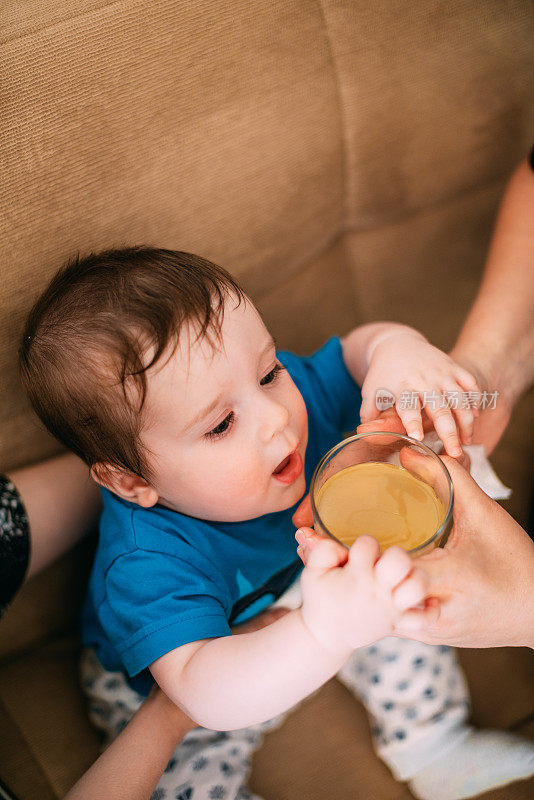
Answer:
[{"left": 264, "top": 472, "right": 307, "bottom": 516}]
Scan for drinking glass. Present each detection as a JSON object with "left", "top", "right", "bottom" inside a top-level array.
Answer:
[{"left": 310, "top": 431, "right": 454, "bottom": 555}]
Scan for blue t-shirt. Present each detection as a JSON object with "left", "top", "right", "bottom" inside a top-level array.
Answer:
[{"left": 81, "top": 336, "right": 362, "bottom": 695}]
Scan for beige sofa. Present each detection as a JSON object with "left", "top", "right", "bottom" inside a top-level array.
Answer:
[{"left": 1, "top": 2, "right": 534, "bottom": 798}]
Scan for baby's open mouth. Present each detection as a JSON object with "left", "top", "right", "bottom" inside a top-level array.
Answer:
[
  {"left": 272, "top": 450, "right": 304, "bottom": 484},
  {"left": 273, "top": 455, "right": 290, "bottom": 474}
]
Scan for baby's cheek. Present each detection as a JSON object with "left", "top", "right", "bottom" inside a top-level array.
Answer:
[
  {"left": 211, "top": 455, "right": 263, "bottom": 500},
  {"left": 203, "top": 465, "right": 265, "bottom": 521},
  {"left": 296, "top": 392, "right": 309, "bottom": 446}
]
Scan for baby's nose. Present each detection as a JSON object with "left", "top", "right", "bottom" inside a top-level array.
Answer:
[{"left": 258, "top": 398, "right": 290, "bottom": 442}]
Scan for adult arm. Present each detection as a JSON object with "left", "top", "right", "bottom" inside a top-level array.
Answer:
[
  {"left": 6, "top": 452, "right": 101, "bottom": 580},
  {"left": 64, "top": 686, "right": 194, "bottom": 800},
  {"left": 450, "top": 156, "right": 534, "bottom": 453},
  {"left": 63, "top": 607, "right": 288, "bottom": 800}
]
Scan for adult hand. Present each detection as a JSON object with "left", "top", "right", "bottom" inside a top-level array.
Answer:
[
  {"left": 293, "top": 443, "right": 534, "bottom": 649},
  {"left": 396, "top": 456, "right": 534, "bottom": 648},
  {"left": 448, "top": 347, "right": 513, "bottom": 456}
]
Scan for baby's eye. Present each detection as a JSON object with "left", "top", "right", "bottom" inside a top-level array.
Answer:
[
  {"left": 260, "top": 363, "right": 285, "bottom": 386},
  {"left": 207, "top": 412, "right": 234, "bottom": 439}
]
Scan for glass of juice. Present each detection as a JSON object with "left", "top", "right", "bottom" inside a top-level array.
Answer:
[{"left": 311, "top": 431, "right": 453, "bottom": 555}]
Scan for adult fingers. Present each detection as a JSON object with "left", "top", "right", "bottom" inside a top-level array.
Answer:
[
  {"left": 440, "top": 455, "right": 492, "bottom": 522},
  {"left": 357, "top": 407, "right": 405, "bottom": 435},
  {"left": 410, "top": 549, "right": 452, "bottom": 595},
  {"left": 399, "top": 446, "right": 453, "bottom": 508},
  {"left": 357, "top": 408, "right": 408, "bottom": 446},
  {"left": 292, "top": 493, "right": 313, "bottom": 527}
]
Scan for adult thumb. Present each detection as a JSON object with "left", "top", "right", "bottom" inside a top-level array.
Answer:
[
  {"left": 292, "top": 494, "right": 313, "bottom": 527},
  {"left": 440, "top": 454, "right": 491, "bottom": 520}
]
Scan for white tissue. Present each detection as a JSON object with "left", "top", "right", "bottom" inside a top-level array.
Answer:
[{"left": 422, "top": 433, "right": 512, "bottom": 501}]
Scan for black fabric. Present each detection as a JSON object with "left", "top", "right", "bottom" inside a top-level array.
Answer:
[
  {"left": 529, "top": 145, "right": 534, "bottom": 172},
  {"left": 229, "top": 559, "right": 302, "bottom": 625},
  {"left": 0, "top": 476, "right": 30, "bottom": 617}
]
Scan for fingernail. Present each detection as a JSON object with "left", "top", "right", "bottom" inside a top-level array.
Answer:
[
  {"left": 410, "top": 429, "right": 423, "bottom": 440},
  {"left": 452, "top": 446, "right": 463, "bottom": 457}
]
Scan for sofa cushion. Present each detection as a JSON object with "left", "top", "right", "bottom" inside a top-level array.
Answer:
[{"left": 0, "top": 637, "right": 532, "bottom": 800}]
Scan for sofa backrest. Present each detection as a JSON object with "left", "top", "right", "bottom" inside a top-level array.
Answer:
[{"left": 2, "top": 0, "right": 534, "bottom": 474}]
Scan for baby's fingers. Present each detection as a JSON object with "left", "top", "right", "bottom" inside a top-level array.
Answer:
[
  {"left": 374, "top": 545, "right": 412, "bottom": 589},
  {"left": 304, "top": 537, "right": 348, "bottom": 575},
  {"left": 348, "top": 535, "right": 380, "bottom": 572},
  {"left": 394, "top": 597, "right": 441, "bottom": 634},
  {"left": 391, "top": 567, "right": 428, "bottom": 612},
  {"left": 424, "top": 403, "right": 462, "bottom": 457},
  {"left": 441, "top": 383, "right": 475, "bottom": 445},
  {"left": 395, "top": 389, "right": 424, "bottom": 441},
  {"left": 454, "top": 365, "right": 481, "bottom": 414}
]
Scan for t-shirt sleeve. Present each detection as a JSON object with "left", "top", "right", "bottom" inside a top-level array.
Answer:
[
  {"left": 100, "top": 546, "right": 232, "bottom": 677},
  {"left": 279, "top": 336, "right": 363, "bottom": 434}
]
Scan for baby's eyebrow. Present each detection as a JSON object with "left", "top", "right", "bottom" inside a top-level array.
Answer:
[
  {"left": 182, "top": 336, "right": 277, "bottom": 434},
  {"left": 183, "top": 391, "right": 225, "bottom": 433}
]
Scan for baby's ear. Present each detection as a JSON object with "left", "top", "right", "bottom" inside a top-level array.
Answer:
[{"left": 91, "top": 463, "right": 159, "bottom": 508}]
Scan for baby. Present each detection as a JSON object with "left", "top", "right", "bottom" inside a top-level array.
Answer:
[{"left": 20, "top": 247, "right": 534, "bottom": 800}]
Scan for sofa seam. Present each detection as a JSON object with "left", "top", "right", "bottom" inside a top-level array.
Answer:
[
  {"left": 316, "top": 0, "right": 351, "bottom": 232},
  {"left": 254, "top": 171, "right": 509, "bottom": 304}
]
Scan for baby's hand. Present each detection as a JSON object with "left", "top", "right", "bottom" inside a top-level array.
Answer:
[
  {"left": 298, "top": 530, "right": 434, "bottom": 652},
  {"left": 361, "top": 329, "right": 480, "bottom": 457}
]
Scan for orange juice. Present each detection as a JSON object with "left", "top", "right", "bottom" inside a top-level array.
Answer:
[{"left": 315, "top": 462, "right": 445, "bottom": 551}]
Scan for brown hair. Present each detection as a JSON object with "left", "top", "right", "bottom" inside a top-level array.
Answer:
[{"left": 20, "top": 246, "right": 246, "bottom": 479}]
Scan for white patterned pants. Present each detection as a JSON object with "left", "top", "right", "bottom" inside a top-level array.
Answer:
[{"left": 81, "top": 583, "right": 471, "bottom": 799}]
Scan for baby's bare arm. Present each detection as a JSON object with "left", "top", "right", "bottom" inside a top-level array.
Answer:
[
  {"left": 150, "top": 537, "right": 430, "bottom": 731},
  {"left": 150, "top": 605, "right": 351, "bottom": 731}
]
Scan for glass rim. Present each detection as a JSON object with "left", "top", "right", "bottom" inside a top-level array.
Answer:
[{"left": 310, "top": 430, "right": 454, "bottom": 554}]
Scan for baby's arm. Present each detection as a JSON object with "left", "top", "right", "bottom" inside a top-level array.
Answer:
[
  {"left": 150, "top": 536, "right": 430, "bottom": 731},
  {"left": 340, "top": 322, "right": 479, "bottom": 456}
]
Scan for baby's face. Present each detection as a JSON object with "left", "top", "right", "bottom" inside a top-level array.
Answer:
[{"left": 140, "top": 296, "right": 308, "bottom": 521}]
